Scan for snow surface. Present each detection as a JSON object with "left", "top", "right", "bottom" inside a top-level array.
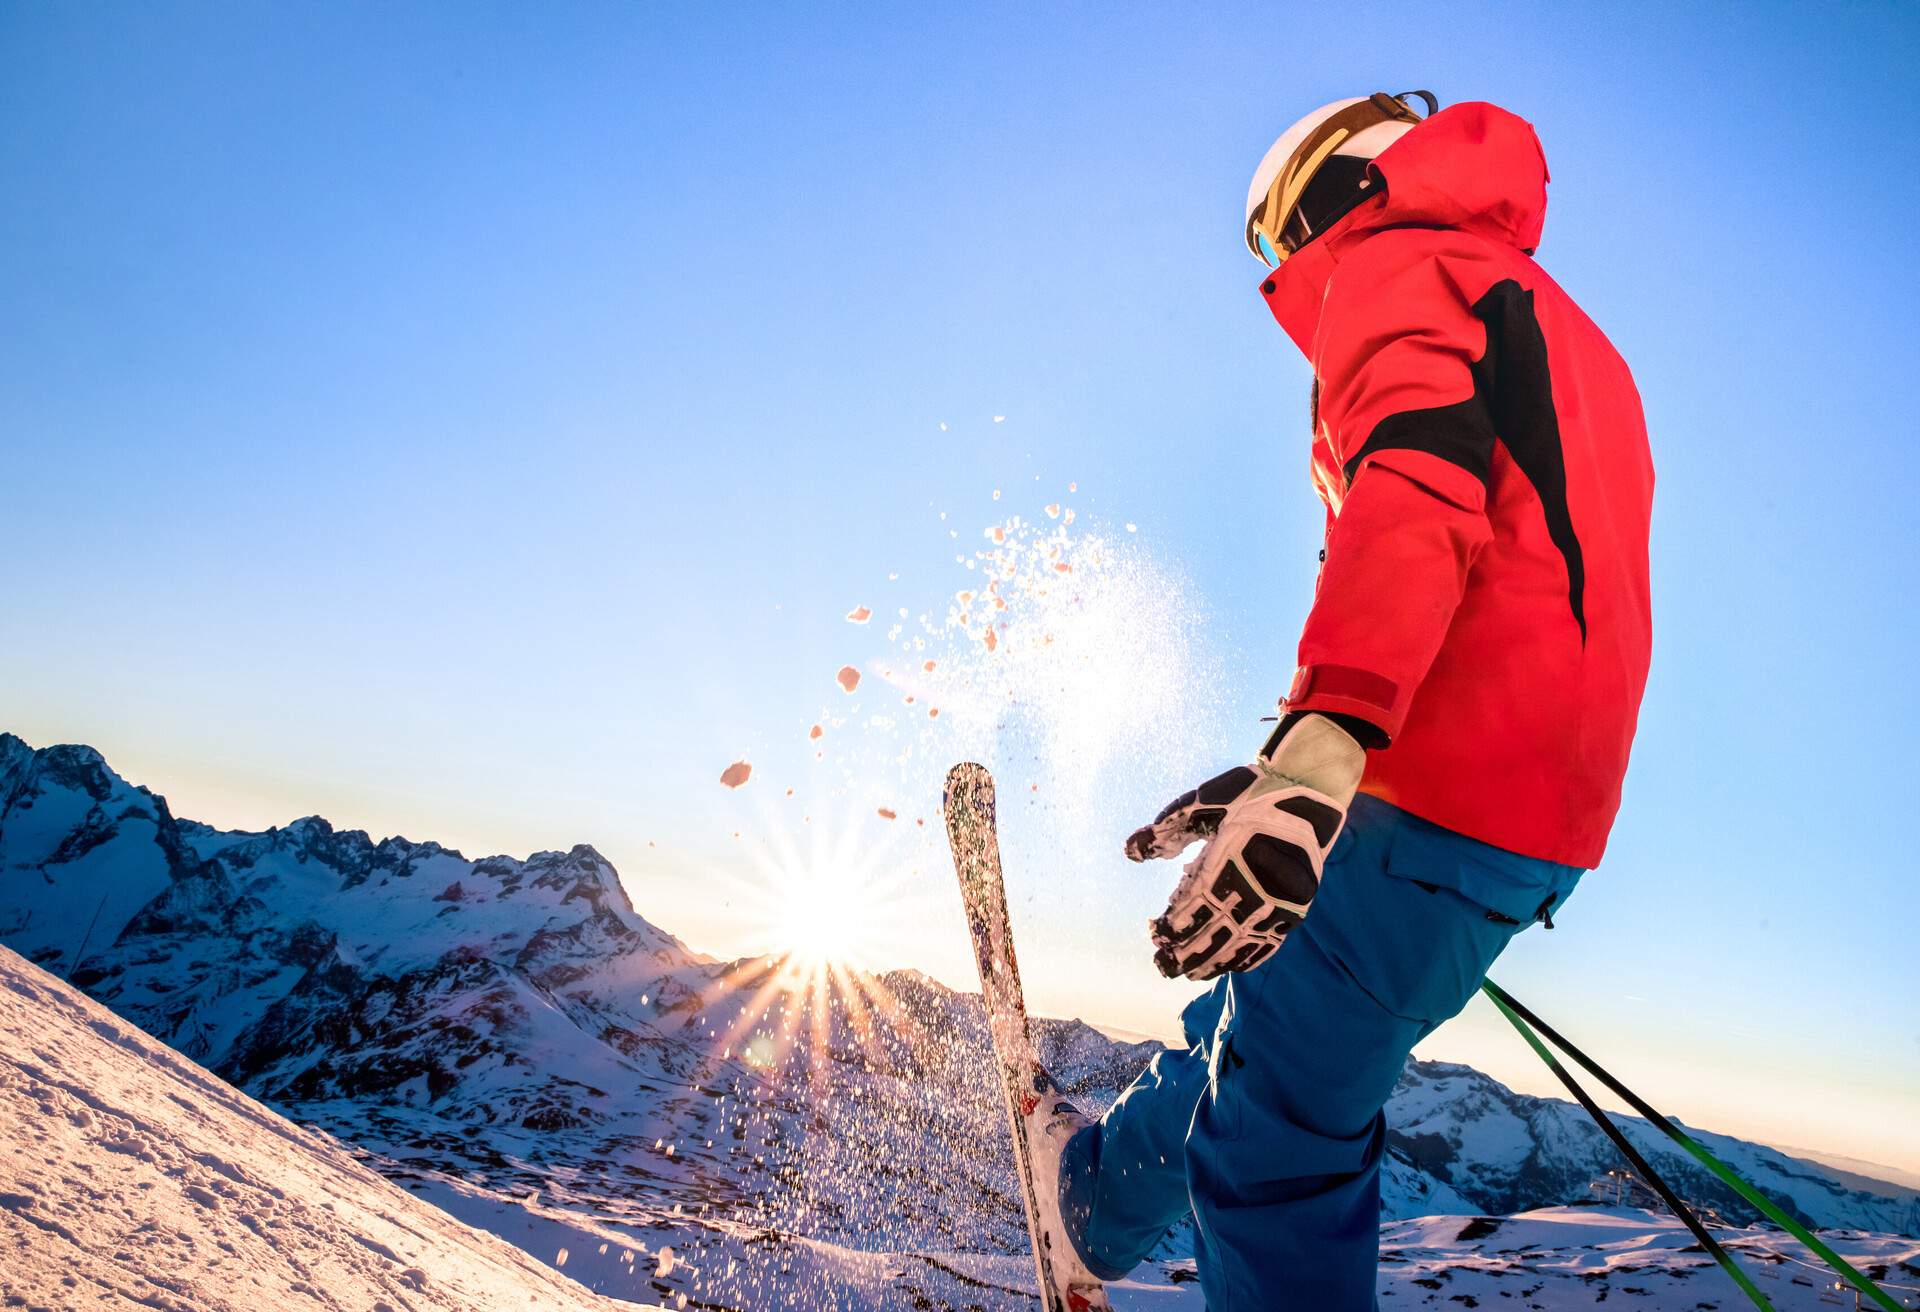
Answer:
[
  {"left": 0, "top": 942, "right": 652, "bottom": 1311},
  {"left": 1375, "top": 1208, "right": 1920, "bottom": 1310}
]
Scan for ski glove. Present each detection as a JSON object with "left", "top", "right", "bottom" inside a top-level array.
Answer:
[{"left": 1125, "top": 713, "right": 1367, "bottom": 980}]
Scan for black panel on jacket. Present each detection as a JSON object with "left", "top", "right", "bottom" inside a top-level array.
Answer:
[{"left": 1337, "top": 278, "right": 1588, "bottom": 642}]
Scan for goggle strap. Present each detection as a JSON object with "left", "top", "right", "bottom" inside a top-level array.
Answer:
[{"left": 1269, "top": 130, "right": 1354, "bottom": 244}]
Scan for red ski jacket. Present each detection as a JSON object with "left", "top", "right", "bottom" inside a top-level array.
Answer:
[{"left": 1262, "top": 102, "right": 1653, "bottom": 868}]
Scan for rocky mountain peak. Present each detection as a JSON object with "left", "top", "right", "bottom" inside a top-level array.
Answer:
[
  {"left": 0, "top": 731, "right": 35, "bottom": 770},
  {"left": 2, "top": 735, "right": 121, "bottom": 806}
]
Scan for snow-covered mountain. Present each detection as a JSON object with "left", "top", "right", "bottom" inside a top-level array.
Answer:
[
  {"left": 0, "top": 731, "right": 1173, "bottom": 1304},
  {"left": 8, "top": 940, "right": 1917, "bottom": 1312},
  {"left": 3, "top": 729, "right": 1916, "bottom": 1308},
  {"left": 1387, "top": 1060, "right": 1920, "bottom": 1239}
]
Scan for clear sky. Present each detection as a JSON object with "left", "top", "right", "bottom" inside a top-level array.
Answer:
[{"left": 5, "top": 2, "right": 1918, "bottom": 1175}]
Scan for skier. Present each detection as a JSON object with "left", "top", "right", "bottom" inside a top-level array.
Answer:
[{"left": 1023, "top": 93, "right": 1655, "bottom": 1309}]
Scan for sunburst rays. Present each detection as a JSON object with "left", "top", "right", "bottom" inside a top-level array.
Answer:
[{"left": 687, "top": 804, "right": 935, "bottom": 1086}]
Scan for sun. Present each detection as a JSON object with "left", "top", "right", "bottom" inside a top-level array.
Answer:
[
  {"left": 692, "top": 813, "right": 936, "bottom": 1085},
  {"left": 775, "top": 867, "right": 871, "bottom": 970},
  {"left": 727, "top": 805, "right": 916, "bottom": 975}
]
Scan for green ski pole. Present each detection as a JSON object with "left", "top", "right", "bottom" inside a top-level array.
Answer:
[
  {"left": 1483, "top": 979, "right": 1903, "bottom": 1312},
  {"left": 1481, "top": 983, "right": 1774, "bottom": 1310}
]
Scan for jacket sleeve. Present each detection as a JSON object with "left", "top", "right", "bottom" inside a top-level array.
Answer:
[{"left": 1285, "top": 237, "right": 1498, "bottom": 742}]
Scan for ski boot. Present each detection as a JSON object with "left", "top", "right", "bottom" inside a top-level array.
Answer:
[{"left": 1017, "top": 1061, "right": 1111, "bottom": 1311}]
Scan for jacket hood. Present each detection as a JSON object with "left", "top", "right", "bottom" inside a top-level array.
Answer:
[{"left": 1260, "top": 101, "right": 1550, "bottom": 356}]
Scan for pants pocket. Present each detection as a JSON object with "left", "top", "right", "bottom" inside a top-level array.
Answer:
[
  {"left": 1312, "top": 859, "right": 1526, "bottom": 1027},
  {"left": 1202, "top": 973, "right": 1250, "bottom": 1143}
]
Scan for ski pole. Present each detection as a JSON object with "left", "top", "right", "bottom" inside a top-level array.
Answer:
[
  {"left": 1482, "top": 978, "right": 1904, "bottom": 1312},
  {"left": 1481, "top": 983, "right": 1774, "bottom": 1310}
]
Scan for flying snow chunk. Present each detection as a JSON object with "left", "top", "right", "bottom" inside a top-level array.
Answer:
[
  {"left": 877, "top": 808, "right": 897, "bottom": 820},
  {"left": 719, "top": 761, "right": 752, "bottom": 789},
  {"left": 846, "top": 606, "right": 871, "bottom": 624},
  {"left": 836, "top": 666, "right": 862, "bottom": 693},
  {"left": 1045, "top": 504, "right": 1060, "bottom": 519},
  {"left": 993, "top": 415, "right": 1006, "bottom": 423},
  {"left": 808, "top": 724, "right": 823, "bottom": 741}
]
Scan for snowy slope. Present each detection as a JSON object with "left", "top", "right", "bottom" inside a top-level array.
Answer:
[
  {"left": 1374, "top": 1208, "right": 1920, "bottom": 1310},
  {"left": 0, "top": 941, "right": 649, "bottom": 1311}
]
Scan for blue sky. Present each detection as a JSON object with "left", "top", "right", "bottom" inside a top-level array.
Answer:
[{"left": 5, "top": 2, "right": 1918, "bottom": 1173}]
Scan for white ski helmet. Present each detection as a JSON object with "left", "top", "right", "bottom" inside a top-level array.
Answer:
[{"left": 1244, "top": 90, "right": 1438, "bottom": 265}]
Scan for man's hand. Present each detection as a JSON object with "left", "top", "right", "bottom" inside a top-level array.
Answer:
[{"left": 1126, "top": 713, "right": 1367, "bottom": 980}]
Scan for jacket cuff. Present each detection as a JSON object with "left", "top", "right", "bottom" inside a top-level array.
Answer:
[{"left": 1285, "top": 663, "right": 1402, "bottom": 742}]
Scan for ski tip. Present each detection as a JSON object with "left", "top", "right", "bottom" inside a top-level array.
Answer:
[
  {"left": 942, "top": 762, "right": 997, "bottom": 819},
  {"left": 944, "top": 761, "right": 994, "bottom": 790}
]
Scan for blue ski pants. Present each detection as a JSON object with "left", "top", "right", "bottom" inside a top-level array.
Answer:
[{"left": 1059, "top": 793, "right": 1585, "bottom": 1311}]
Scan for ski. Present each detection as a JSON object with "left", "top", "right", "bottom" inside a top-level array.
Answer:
[{"left": 943, "top": 762, "right": 1111, "bottom": 1312}]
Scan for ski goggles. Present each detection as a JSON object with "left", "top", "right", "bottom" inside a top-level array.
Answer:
[{"left": 1245, "top": 91, "right": 1436, "bottom": 268}]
